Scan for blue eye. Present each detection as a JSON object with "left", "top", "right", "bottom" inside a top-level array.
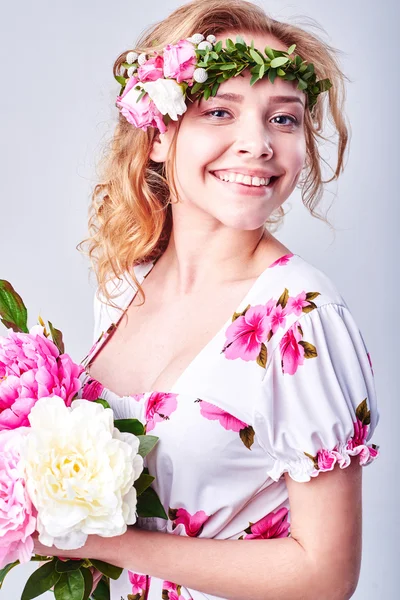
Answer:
[
  {"left": 271, "top": 114, "right": 298, "bottom": 126},
  {"left": 204, "top": 109, "right": 231, "bottom": 118}
]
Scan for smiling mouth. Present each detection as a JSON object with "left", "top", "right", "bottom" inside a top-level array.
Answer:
[{"left": 210, "top": 172, "right": 279, "bottom": 188}]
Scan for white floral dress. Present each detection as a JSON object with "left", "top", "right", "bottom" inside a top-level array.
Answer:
[{"left": 78, "top": 252, "right": 380, "bottom": 600}]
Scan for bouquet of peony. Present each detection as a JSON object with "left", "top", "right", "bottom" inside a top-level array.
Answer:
[{"left": 0, "top": 280, "right": 167, "bottom": 599}]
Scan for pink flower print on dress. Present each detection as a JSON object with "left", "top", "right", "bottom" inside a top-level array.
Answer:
[
  {"left": 144, "top": 392, "right": 178, "bottom": 432},
  {"left": 269, "top": 302, "right": 288, "bottom": 335},
  {"left": 81, "top": 377, "right": 104, "bottom": 401},
  {"left": 168, "top": 507, "right": 210, "bottom": 537},
  {"left": 269, "top": 253, "right": 294, "bottom": 268},
  {"left": 162, "top": 580, "right": 193, "bottom": 600},
  {"left": 286, "top": 290, "right": 319, "bottom": 317},
  {"left": 128, "top": 571, "right": 151, "bottom": 600},
  {"left": 367, "top": 351, "right": 374, "bottom": 376},
  {"left": 239, "top": 507, "right": 290, "bottom": 540},
  {"left": 280, "top": 321, "right": 317, "bottom": 375},
  {"left": 196, "top": 399, "right": 255, "bottom": 449},
  {"left": 222, "top": 304, "right": 271, "bottom": 362}
]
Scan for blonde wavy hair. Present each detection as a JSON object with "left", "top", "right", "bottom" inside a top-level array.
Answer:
[{"left": 77, "top": 0, "right": 350, "bottom": 311}]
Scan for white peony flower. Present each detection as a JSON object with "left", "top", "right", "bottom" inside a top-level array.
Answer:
[
  {"left": 20, "top": 396, "right": 144, "bottom": 550},
  {"left": 193, "top": 68, "right": 208, "bottom": 83},
  {"left": 191, "top": 33, "right": 205, "bottom": 44},
  {"left": 197, "top": 41, "right": 213, "bottom": 51},
  {"left": 126, "top": 51, "right": 138, "bottom": 64},
  {"left": 142, "top": 78, "right": 187, "bottom": 121}
]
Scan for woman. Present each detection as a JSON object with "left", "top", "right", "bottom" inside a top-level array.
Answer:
[{"left": 33, "top": 1, "right": 380, "bottom": 598}]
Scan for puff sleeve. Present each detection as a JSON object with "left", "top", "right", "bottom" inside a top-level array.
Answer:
[{"left": 253, "top": 302, "right": 380, "bottom": 483}]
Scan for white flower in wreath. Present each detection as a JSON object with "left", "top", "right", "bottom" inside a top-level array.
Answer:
[{"left": 142, "top": 78, "right": 187, "bottom": 121}]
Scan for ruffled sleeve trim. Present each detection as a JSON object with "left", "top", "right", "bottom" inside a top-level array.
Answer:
[{"left": 267, "top": 436, "right": 380, "bottom": 483}]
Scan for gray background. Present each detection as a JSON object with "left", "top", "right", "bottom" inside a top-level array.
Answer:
[{"left": 0, "top": 1, "right": 396, "bottom": 598}]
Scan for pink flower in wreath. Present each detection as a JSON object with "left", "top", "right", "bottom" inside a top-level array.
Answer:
[
  {"left": 279, "top": 322, "right": 305, "bottom": 375},
  {"left": 163, "top": 39, "right": 197, "bottom": 83},
  {"left": 243, "top": 507, "right": 290, "bottom": 540},
  {"left": 0, "top": 326, "right": 83, "bottom": 430},
  {"left": 223, "top": 304, "right": 270, "bottom": 360},
  {"left": 138, "top": 54, "right": 164, "bottom": 82},
  {"left": 116, "top": 76, "right": 167, "bottom": 133}
]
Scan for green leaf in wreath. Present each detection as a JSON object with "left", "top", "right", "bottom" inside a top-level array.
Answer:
[
  {"left": 0, "top": 560, "right": 19, "bottom": 588},
  {"left": 270, "top": 56, "right": 289, "bottom": 69},
  {"left": 136, "top": 434, "right": 159, "bottom": 458},
  {"left": 80, "top": 567, "right": 93, "bottom": 600},
  {"left": 56, "top": 559, "right": 85, "bottom": 573},
  {"left": 0, "top": 280, "right": 29, "bottom": 333},
  {"left": 54, "top": 570, "right": 85, "bottom": 600},
  {"left": 114, "top": 75, "right": 126, "bottom": 86},
  {"left": 136, "top": 486, "right": 168, "bottom": 519},
  {"left": 48, "top": 320, "right": 65, "bottom": 354},
  {"left": 114, "top": 418, "right": 145, "bottom": 436},
  {"left": 21, "top": 559, "right": 60, "bottom": 600},
  {"left": 89, "top": 560, "right": 123, "bottom": 581},
  {"left": 249, "top": 48, "right": 264, "bottom": 65},
  {"left": 134, "top": 472, "right": 155, "bottom": 496},
  {"left": 90, "top": 576, "right": 110, "bottom": 600}
]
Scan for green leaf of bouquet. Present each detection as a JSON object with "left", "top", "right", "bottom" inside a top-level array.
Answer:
[
  {"left": 270, "top": 56, "right": 289, "bottom": 68},
  {"left": 0, "top": 560, "right": 19, "bottom": 588},
  {"left": 54, "top": 570, "right": 85, "bottom": 600},
  {"left": 136, "top": 434, "right": 159, "bottom": 458},
  {"left": 249, "top": 48, "right": 264, "bottom": 65},
  {"left": 114, "top": 418, "right": 145, "bottom": 436},
  {"left": 89, "top": 560, "right": 122, "bottom": 581},
  {"left": 81, "top": 567, "right": 93, "bottom": 600},
  {"left": 0, "top": 280, "right": 29, "bottom": 333},
  {"left": 94, "top": 398, "right": 111, "bottom": 410},
  {"left": 90, "top": 577, "right": 110, "bottom": 600},
  {"left": 56, "top": 559, "right": 85, "bottom": 573},
  {"left": 287, "top": 43, "right": 296, "bottom": 55},
  {"left": 48, "top": 320, "right": 65, "bottom": 354},
  {"left": 114, "top": 75, "right": 126, "bottom": 86},
  {"left": 136, "top": 486, "right": 168, "bottom": 519},
  {"left": 134, "top": 472, "right": 155, "bottom": 496},
  {"left": 21, "top": 560, "right": 60, "bottom": 600}
]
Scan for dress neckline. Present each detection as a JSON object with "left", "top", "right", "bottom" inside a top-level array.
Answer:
[{"left": 81, "top": 252, "right": 300, "bottom": 399}]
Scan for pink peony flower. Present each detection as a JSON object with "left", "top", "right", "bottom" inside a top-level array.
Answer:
[
  {"left": 0, "top": 427, "right": 36, "bottom": 569},
  {"left": 0, "top": 325, "right": 83, "bottom": 430},
  {"left": 145, "top": 392, "right": 178, "bottom": 432},
  {"left": 138, "top": 54, "right": 164, "bottom": 82},
  {"left": 243, "top": 507, "right": 290, "bottom": 540},
  {"left": 163, "top": 39, "right": 197, "bottom": 83},
  {"left": 81, "top": 377, "right": 104, "bottom": 401},
  {"left": 279, "top": 322, "right": 305, "bottom": 375},
  {"left": 116, "top": 76, "right": 167, "bottom": 133}
]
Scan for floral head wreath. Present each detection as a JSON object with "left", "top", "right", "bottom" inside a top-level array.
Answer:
[{"left": 115, "top": 33, "right": 332, "bottom": 134}]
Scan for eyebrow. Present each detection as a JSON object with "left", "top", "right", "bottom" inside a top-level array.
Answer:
[{"left": 206, "top": 92, "right": 305, "bottom": 107}]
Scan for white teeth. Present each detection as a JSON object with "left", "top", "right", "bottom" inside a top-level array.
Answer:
[{"left": 214, "top": 172, "right": 272, "bottom": 186}]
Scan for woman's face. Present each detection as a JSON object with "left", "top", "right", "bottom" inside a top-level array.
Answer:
[{"left": 155, "top": 31, "right": 307, "bottom": 231}]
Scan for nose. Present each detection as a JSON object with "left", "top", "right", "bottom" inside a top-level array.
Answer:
[{"left": 232, "top": 121, "right": 273, "bottom": 159}]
